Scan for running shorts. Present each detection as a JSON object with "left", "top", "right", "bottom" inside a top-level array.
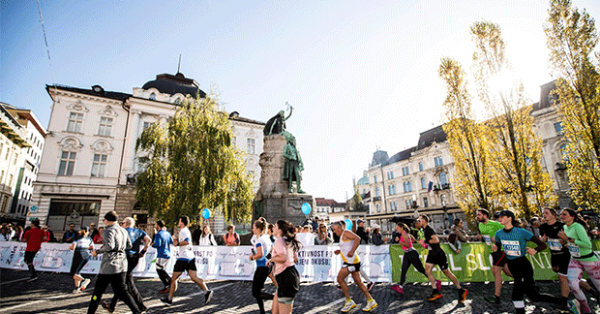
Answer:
[
  {"left": 343, "top": 262, "right": 362, "bottom": 273},
  {"left": 491, "top": 250, "right": 508, "bottom": 267},
  {"left": 70, "top": 251, "right": 89, "bottom": 275},
  {"left": 275, "top": 266, "right": 299, "bottom": 304},
  {"left": 426, "top": 251, "right": 449, "bottom": 270},
  {"left": 24, "top": 251, "right": 38, "bottom": 264},
  {"left": 551, "top": 253, "right": 570, "bottom": 276},
  {"left": 173, "top": 258, "right": 197, "bottom": 272}
]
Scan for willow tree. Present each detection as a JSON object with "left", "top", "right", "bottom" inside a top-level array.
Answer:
[
  {"left": 135, "top": 94, "right": 254, "bottom": 226},
  {"left": 439, "top": 57, "right": 496, "bottom": 219},
  {"left": 545, "top": 0, "right": 600, "bottom": 211},
  {"left": 471, "top": 21, "right": 556, "bottom": 218}
]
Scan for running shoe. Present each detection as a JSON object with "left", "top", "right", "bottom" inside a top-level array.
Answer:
[
  {"left": 28, "top": 276, "right": 38, "bottom": 282},
  {"left": 160, "top": 296, "right": 173, "bottom": 305},
  {"left": 204, "top": 290, "right": 214, "bottom": 305},
  {"left": 551, "top": 303, "right": 570, "bottom": 312},
  {"left": 484, "top": 295, "right": 500, "bottom": 305},
  {"left": 159, "top": 287, "right": 170, "bottom": 294},
  {"left": 366, "top": 282, "right": 375, "bottom": 291},
  {"left": 391, "top": 284, "right": 404, "bottom": 294},
  {"left": 436, "top": 279, "right": 442, "bottom": 292},
  {"left": 458, "top": 288, "right": 468, "bottom": 303},
  {"left": 567, "top": 299, "right": 580, "bottom": 314},
  {"left": 101, "top": 301, "right": 114, "bottom": 313},
  {"left": 428, "top": 290, "right": 443, "bottom": 301},
  {"left": 80, "top": 278, "right": 91, "bottom": 291},
  {"left": 72, "top": 288, "right": 81, "bottom": 294},
  {"left": 362, "top": 299, "right": 378, "bottom": 312},
  {"left": 341, "top": 299, "right": 356, "bottom": 312}
]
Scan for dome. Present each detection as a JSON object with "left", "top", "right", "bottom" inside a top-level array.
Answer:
[
  {"left": 142, "top": 72, "right": 206, "bottom": 98},
  {"left": 357, "top": 175, "right": 369, "bottom": 186}
]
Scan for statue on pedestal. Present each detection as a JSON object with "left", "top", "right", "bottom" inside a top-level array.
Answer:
[
  {"left": 282, "top": 131, "right": 304, "bottom": 194},
  {"left": 263, "top": 103, "right": 293, "bottom": 136}
]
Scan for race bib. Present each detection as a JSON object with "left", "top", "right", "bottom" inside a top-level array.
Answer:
[
  {"left": 483, "top": 235, "right": 492, "bottom": 246},
  {"left": 547, "top": 238, "right": 563, "bottom": 251},
  {"left": 347, "top": 265, "right": 356, "bottom": 272},
  {"left": 567, "top": 243, "right": 580, "bottom": 258},
  {"left": 501, "top": 240, "right": 522, "bottom": 257}
]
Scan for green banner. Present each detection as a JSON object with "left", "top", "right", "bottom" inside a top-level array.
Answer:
[{"left": 389, "top": 240, "right": 600, "bottom": 283}]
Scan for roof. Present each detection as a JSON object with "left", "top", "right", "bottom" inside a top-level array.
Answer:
[
  {"left": 533, "top": 80, "right": 557, "bottom": 112},
  {"left": 47, "top": 84, "right": 131, "bottom": 101},
  {"left": 370, "top": 150, "right": 389, "bottom": 167},
  {"left": 229, "top": 111, "right": 265, "bottom": 125},
  {"left": 315, "top": 198, "right": 343, "bottom": 207},
  {"left": 385, "top": 146, "right": 416, "bottom": 165},
  {"left": 357, "top": 175, "right": 369, "bottom": 185},
  {"left": 416, "top": 125, "right": 447, "bottom": 150},
  {"left": 142, "top": 72, "right": 206, "bottom": 98}
]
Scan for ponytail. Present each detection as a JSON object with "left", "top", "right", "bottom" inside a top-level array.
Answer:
[{"left": 276, "top": 220, "right": 303, "bottom": 252}]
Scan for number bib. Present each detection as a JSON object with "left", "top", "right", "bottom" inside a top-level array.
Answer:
[
  {"left": 501, "top": 240, "right": 522, "bottom": 257},
  {"left": 547, "top": 238, "right": 563, "bottom": 251},
  {"left": 482, "top": 235, "right": 492, "bottom": 246},
  {"left": 567, "top": 243, "right": 581, "bottom": 258}
]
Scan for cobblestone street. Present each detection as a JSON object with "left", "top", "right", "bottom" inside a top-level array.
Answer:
[{"left": 1, "top": 269, "right": 598, "bottom": 313}]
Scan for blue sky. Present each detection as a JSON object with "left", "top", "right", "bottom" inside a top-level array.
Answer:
[{"left": 2, "top": 0, "right": 599, "bottom": 202}]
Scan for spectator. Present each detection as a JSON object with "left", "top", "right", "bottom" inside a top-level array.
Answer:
[
  {"left": 311, "top": 217, "right": 320, "bottom": 233},
  {"left": 0, "top": 227, "right": 10, "bottom": 241},
  {"left": 8, "top": 223, "right": 16, "bottom": 239},
  {"left": 12, "top": 225, "right": 24, "bottom": 241},
  {"left": 447, "top": 233, "right": 462, "bottom": 254},
  {"left": 62, "top": 223, "right": 78, "bottom": 243},
  {"left": 42, "top": 226, "right": 57, "bottom": 243},
  {"left": 89, "top": 223, "right": 99, "bottom": 241},
  {"left": 314, "top": 223, "right": 332, "bottom": 245},
  {"left": 223, "top": 224, "right": 240, "bottom": 246},
  {"left": 192, "top": 223, "right": 202, "bottom": 245},
  {"left": 529, "top": 217, "right": 541, "bottom": 237},
  {"left": 371, "top": 226, "right": 388, "bottom": 245},
  {"left": 450, "top": 219, "right": 468, "bottom": 243},
  {"left": 199, "top": 225, "right": 217, "bottom": 246},
  {"left": 94, "top": 226, "right": 104, "bottom": 244},
  {"left": 267, "top": 223, "right": 276, "bottom": 243},
  {"left": 583, "top": 215, "right": 599, "bottom": 239},
  {"left": 356, "top": 219, "right": 369, "bottom": 244}
]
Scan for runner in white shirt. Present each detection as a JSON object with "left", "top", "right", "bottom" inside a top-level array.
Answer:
[{"left": 161, "top": 216, "right": 213, "bottom": 306}]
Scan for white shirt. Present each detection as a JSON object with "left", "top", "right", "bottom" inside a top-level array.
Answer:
[
  {"left": 178, "top": 227, "right": 195, "bottom": 261},
  {"left": 199, "top": 233, "right": 217, "bottom": 246}
]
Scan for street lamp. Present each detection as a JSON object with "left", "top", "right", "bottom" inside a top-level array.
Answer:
[
  {"left": 441, "top": 196, "right": 448, "bottom": 230},
  {"left": 412, "top": 194, "right": 419, "bottom": 218}
]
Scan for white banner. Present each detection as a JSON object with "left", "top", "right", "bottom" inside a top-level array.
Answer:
[{"left": 0, "top": 242, "right": 392, "bottom": 282}]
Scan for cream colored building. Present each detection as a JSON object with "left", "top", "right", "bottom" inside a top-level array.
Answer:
[{"left": 30, "top": 73, "right": 264, "bottom": 235}]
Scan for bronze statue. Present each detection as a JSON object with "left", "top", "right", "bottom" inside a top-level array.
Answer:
[
  {"left": 282, "top": 131, "right": 304, "bottom": 193},
  {"left": 263, "top": 104, "right": 293, "bottom": 136}
]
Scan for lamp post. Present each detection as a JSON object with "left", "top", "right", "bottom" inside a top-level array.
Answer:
[
  {"left": 441, "top": 197, "right": 448, "bottom": 230},
  {"left": 412, "top": 194, "right": 419, "bottom": 218}
]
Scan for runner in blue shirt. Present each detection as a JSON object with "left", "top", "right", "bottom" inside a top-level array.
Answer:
[
  {"left": 493, "top": 210, "right": 561, "bottom": 314},
  {"left": 153, "top": 219, "right": 173, "bottom": 293}
]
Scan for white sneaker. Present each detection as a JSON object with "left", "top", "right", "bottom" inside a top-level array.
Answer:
[
  {"left": 341, "top": 299, "right": 356, "bottom": 312},
  {"left": 362, "top": 299, "right": 378, "bottom": 312},
  {"left": 79, "top": 278, "right": 91, "bottom": 291}
]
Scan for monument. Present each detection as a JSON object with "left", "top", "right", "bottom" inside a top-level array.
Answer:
[{"left": 253, "top": 104, "right": 315, "bottom": 226}]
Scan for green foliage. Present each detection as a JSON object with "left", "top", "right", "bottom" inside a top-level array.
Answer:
[
  {"left": 545, "top": 0, "right": 600, "bottom": 212},
  {"left": 135, "top": 94, "right": 254, "bottom": 226}
]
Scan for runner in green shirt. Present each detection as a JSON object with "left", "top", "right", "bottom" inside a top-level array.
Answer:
[{"left": 476, "top": 209, "right": 513, "bottom": 305}]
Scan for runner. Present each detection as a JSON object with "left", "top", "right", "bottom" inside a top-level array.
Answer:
[
  {"left": 476, "top": 208, "right": 512, "bottom": 305},
  {"left": 103, "top": 217, "right": 150, "bottom": 313},
  {"left": 160, "top": 215, "right": 213, "bottom": 306},
  {"left": 335, "top": 219, "right": 374, "bottom": 291},
  {"left": 69, "top": 226, "right": 94, "bottom": 293},
  {"left": 391, "top": 222, "right": 427, "bottom": 295},
  {"left": 493, "top": 210, "right": 561, "bottom": 314},
  {"left": 250, "top": 218, "right": 274, "bottom": 314},
  {"left": 152, "top": 219, "right": 173, "bottom": 293},
  {"left": 21, "top": 219, "right": 47, "bottom": 281},
  {"left": 558, "top": 208, "right": 600, "bottom": 314},
  {"left": 269, "top": 219, "right": 301, "bottom": 314},
  {"left": 332, "top": 221, "right": 378, "bottom": 313},
  {"left": 417, "top": 215, "right": 467, "bottom": 303}
]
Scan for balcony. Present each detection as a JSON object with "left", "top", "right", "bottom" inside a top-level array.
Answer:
[
  {"left": 373, "top": 196, "right": 381, "bottom": 202},
  {"left": 442, "top": 183, "right": 451, "bottom": 190}
]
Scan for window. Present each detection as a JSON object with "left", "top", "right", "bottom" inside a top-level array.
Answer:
[
  {"left": 390, "top": 201, "right": 397, "bottom": 211},
  {"left": 388, "top": 185, "right": 396, "bottom": 195},
  {"left": 67, "top": 113, "right": 84, "bottom": 133},
  {"left": 418, "top": 162, "right": 423, "bottom": 171},
  {"left": 58, "top": 151, "right": 76, "bottom": 176},
  {"left": 143, "top": 122, "right": 152, "bottom": 130},
  {"left": 403, "top": 181, "right": 412, "bottom": 193},
  {"left": 91, "top": 154, "right": 108, "bottom": 177},
  {"left": 374, "top": 175, "right": 377, "bottom": 183},
  {"left": 247, "top": 138, "right": 255, "bottom": 154},
  {"left": 423, "top": 197, "right": 428, "bottom": 208},
  {"left": 441, "top": 194, "right": 448, "bottom": 206},
  {"left": 149, "top": 93, "right": 156, "bottom": 100},
  {"left": 402, "top": 166, "right": 409, "bottom": 176},
  {"left": 405, "top": 199, "right": 412, "bottom": 209},
  {"left": 439, "top": 172, "right": 448, "bottom": 185},
  {"left": 174, "top": 98, "right": 181, "bottom": 104},
  {"left": 421, "top": 177, "right": 427, "bottom": 189},
  {"left": 554, "top": 122, "right": 564, "bottom": 136},
  {"left": 434, "top": 156, "right": 443, "bottom": 167},
  {"left": 5, "top": 147, "right": 10, "bottom": 160},
  {"left": 0, "top": 142, "right": 3, "bottom": 156},
  {"left": 98, "top": 117, "right": 113, "bottom": 136},
  {"left": 376, "top": 204, "right": 381, "bottom": 212},
  {"left": 387, "top": 171, "right": 394, "bottom": 179},
  {"left": 375, "top": 187, "right": 380, "bottom": 197},
  {"left": 8, "top": 174, "right": 13, "bottom": 186}
]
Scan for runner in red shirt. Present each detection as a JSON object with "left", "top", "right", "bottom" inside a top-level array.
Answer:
[{"left": 21, "top": 219, "right": 47, "bottom": 281}]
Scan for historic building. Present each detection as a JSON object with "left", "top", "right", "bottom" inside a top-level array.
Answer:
[
  {"left": 364, "top": 125, "right": 466, "bottom": 236},
  {"left": 314, "top": 197, "right": 348, "bottom": 222},
  {"left": 30, "top": 73, "right": 264, "bottom": 235},
  {"left": 0, "top": 102, "right": 35, "bottom": 220}
]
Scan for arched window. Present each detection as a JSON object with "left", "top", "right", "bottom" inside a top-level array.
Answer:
[
  {"left": 174, "top": 98, "right": 181, "bottom": 104},
  {"left": 439, "top": 172, "right": 448, "bottom": 185},
  {"left": 421, "top": 177, "right": 427, "bottom": 189},
  {"left": 149, "top": 93, "right": 156, "bottom": 100}
]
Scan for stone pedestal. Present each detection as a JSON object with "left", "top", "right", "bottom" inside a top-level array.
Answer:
[{"left": 253, "top": 135, "right": 314, "bottom": 226}]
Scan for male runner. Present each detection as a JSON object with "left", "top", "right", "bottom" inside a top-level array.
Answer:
[
  {"left": 161, "top": 215, "right": 213, "bottom": 305},
  {"left": 22, "top": 219, "right": 47, "bottom": 281},
  {"left": 476, "top": 208, "right": 512, "bottom": 304},
  {"left": 153, "top": 219, "right": 173, "bottom": 293}
]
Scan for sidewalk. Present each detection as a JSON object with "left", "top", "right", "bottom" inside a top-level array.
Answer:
[{"left": 1, "top": 269, "right": 597, "bottom": 313}]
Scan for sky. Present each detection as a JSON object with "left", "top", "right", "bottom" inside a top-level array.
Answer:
[{"left": 2, "top": 0, "right": 599, "bottom": 202}]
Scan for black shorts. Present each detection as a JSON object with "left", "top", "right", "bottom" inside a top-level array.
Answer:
[
  {"left": 551, "top": 253, "right": 570, "bottom": 276},
  {"left": 275, "top": 266, "right": 299, "bottom": 303},
  {"left": 343, "top": 262, "right": 361, "bottom": 273},
  {"left": 24, "top": 251, "right": 38, "bottom": 264},
  {"left": 491, "top": 250, "right": 508, "bottom": 267},
  {"left": 173, "top": 259, "right": 197, "bottom": 273},
  {"left": 426, "top": 251, "right": 449, "bottom": 270},
  {"left": 70, "top": 252, "right": 89, "bottom": 275}
]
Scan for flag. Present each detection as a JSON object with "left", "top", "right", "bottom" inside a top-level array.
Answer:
[{"left": 428, "top": 181, "right": 433, "bottom": 192}]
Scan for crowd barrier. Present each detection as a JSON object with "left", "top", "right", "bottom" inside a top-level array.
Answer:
[{"left": 1, "top": 241, "right": 597, "bottom": 283}]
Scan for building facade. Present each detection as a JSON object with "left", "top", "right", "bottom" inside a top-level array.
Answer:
[{"left": 30, "top": 73, "right": 264, "bottom": 235}]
